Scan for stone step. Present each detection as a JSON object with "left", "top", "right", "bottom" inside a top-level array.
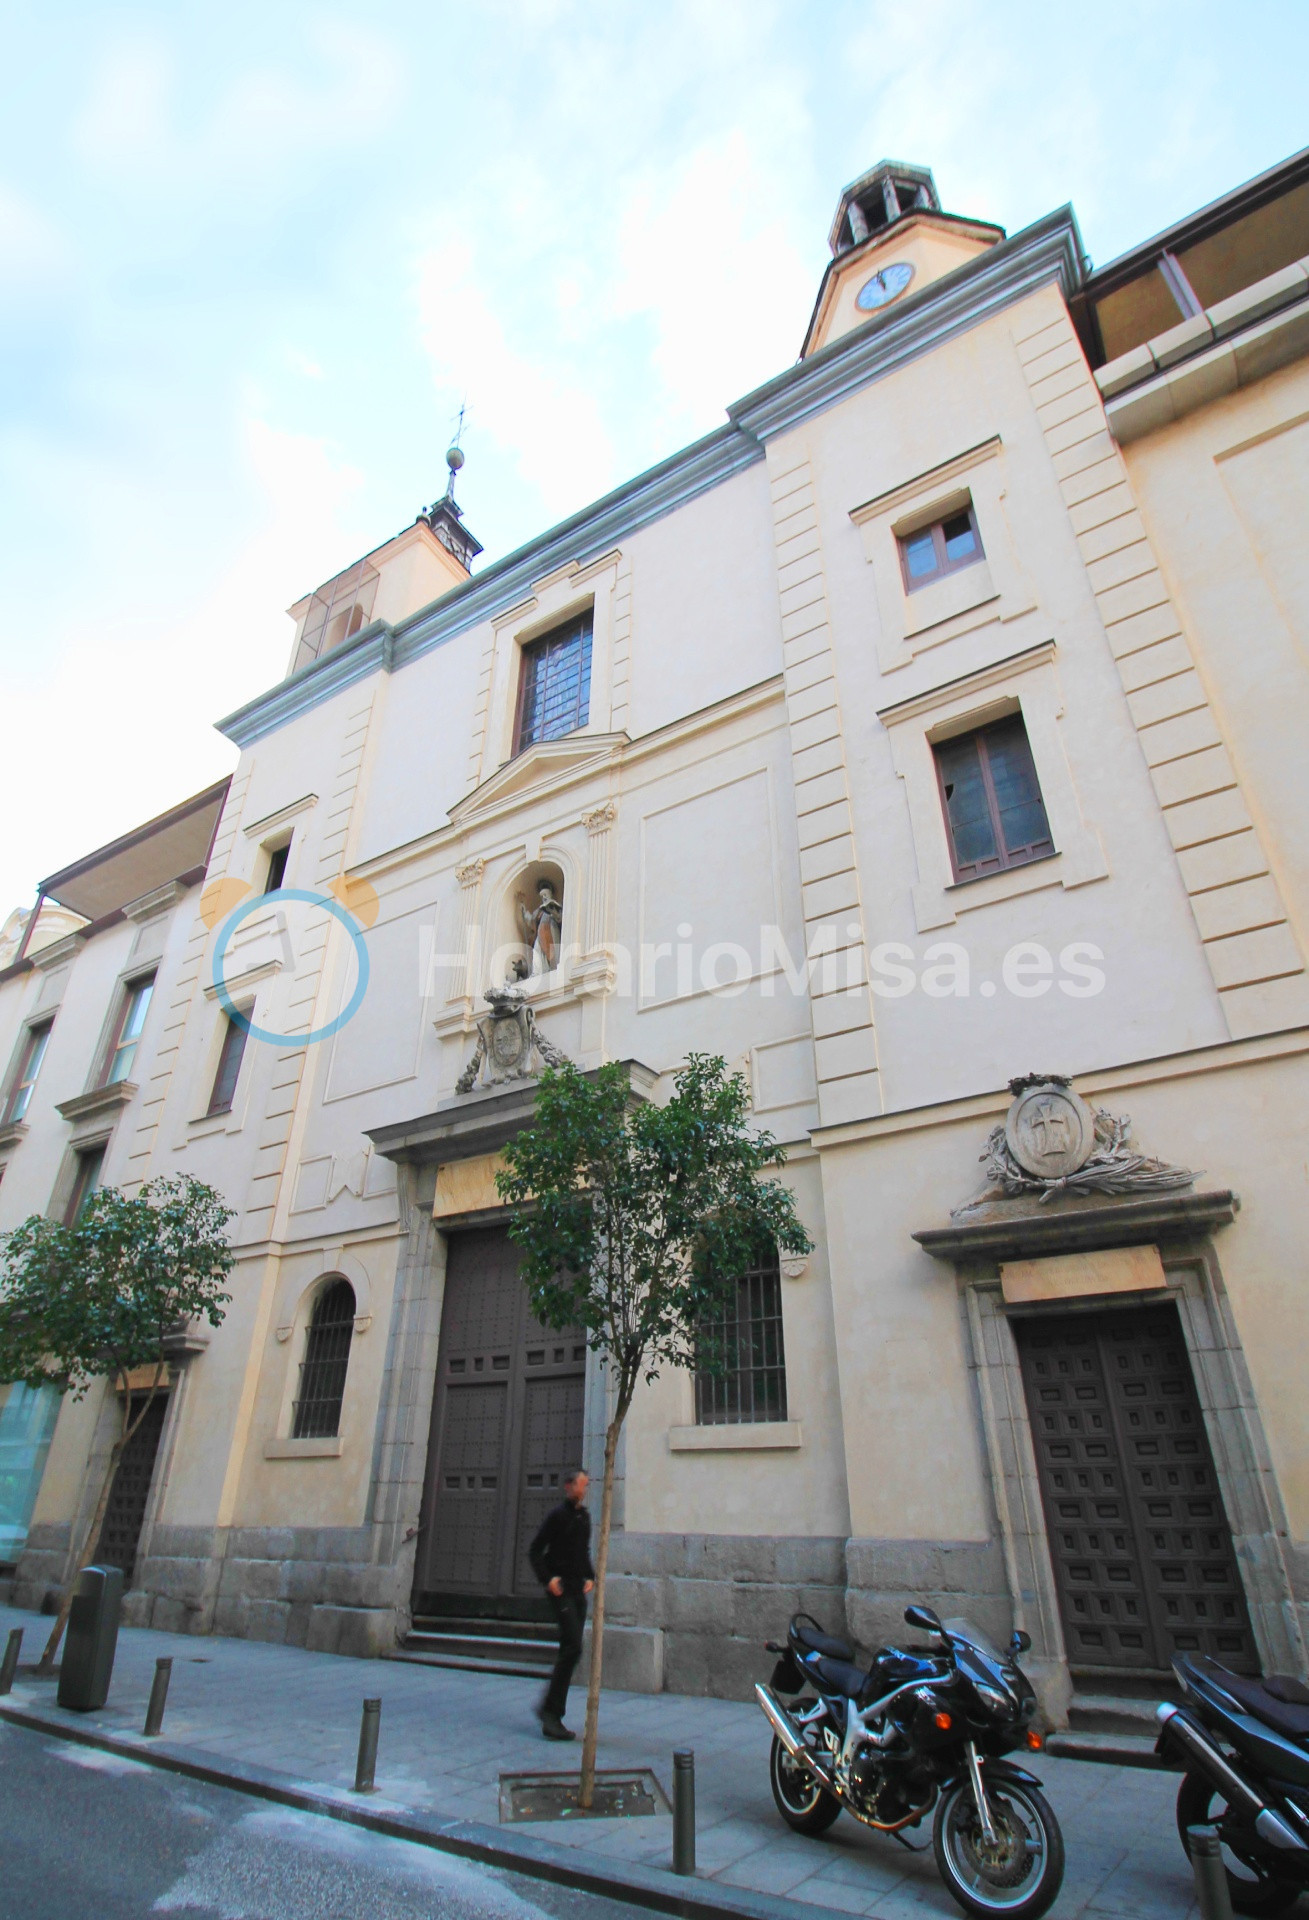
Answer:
[
  {"left": 1068, "top": 1692, "right": 1163, "bottom": 1738},
  {"left": 411, "top": 1616, "right": 557, "bottom": 1646},
  {"left": 1045, "top": 1728, "right": 1167, "bottom": 1770},
  {"left": 385, "top": 1647, "right": 551, "bottom": 1680},
  {"left": 404, "top": 1629, "right": 556, "bottom": 1666}
]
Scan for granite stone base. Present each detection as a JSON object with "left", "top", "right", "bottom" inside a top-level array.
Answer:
[
  {"left": 602, "top": 1532, "right": 1015, "bottom": 1702},
  {"left": 10, "top": 1522, "right": 72, "bottom": 1613},
  {"left": 14, "top": 1520, "right": 1022, "bottom": 1697}
]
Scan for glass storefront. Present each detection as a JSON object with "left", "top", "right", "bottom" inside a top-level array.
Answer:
[{"left": 0, "top": 1382, "right": 60, "bottom": 1566}]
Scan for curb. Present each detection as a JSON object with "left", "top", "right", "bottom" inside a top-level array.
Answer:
[{"left": 0, "top": 1698, "right": 820, "bottom": 1920}]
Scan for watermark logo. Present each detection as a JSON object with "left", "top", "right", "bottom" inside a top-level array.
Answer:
[{"left": 201, "top": 876, "right": 378, "bottom": 1047}]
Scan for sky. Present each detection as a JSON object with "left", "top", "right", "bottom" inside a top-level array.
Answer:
[{"left": 2, "top": 1, "right": 1306, "bottom": 912}]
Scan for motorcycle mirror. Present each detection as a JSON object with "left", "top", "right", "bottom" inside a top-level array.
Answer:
[
  {"left": 1010, "top": 1629, "right": 1032, "bottom": 1655},
  {"left": 904, "top": 1604, "right": 944, "bottom": 1635}
]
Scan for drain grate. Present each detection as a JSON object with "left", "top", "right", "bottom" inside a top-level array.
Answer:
[{"left": 499, "top": 1768, "right": 669, "bottom": 1823}]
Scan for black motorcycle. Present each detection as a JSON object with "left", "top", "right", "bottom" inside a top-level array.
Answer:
[
  {"left": 1157, "top": 1652, "right": 1309, "bottom": 1913},
  {"left": 755, "top": 1604, "right": 1064, "bottom": 1919}
]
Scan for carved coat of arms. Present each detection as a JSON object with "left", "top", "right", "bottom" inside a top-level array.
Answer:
[
  {"left": 960, "top": 1073, "right": 1196, "bottom": 1210},
  {"left": 455, "top": 979, "right": 571, "bottom": 1094}
]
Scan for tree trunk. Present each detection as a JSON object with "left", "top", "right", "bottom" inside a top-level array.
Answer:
[
  {"left": 37, "top": 1363, "right": 163, "bottom": 1672},
  {"left": 579, "top": 1408, "right": 623, "bottom": 1810}
]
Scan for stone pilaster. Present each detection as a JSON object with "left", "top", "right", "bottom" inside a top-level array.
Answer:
[
  {"left": 767, "top": 453, "right": 882, "bottom": 1128},
  {"left": 1013, "top": 297, "right": 1309, "bottom": 1039}
]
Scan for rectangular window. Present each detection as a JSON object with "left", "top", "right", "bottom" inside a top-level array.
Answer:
[
  {"left": 515, "top": 614, "right": 593, "bottom": 753},
  {"left": 263, "top": 841, "right": 290, "bottom": 894},
  {"left": 104, "top": 975, "right": 155, "bottom": 1086},
  {"left": 65, "top": 1144, "right": 106, "bottom": 1225},
  {"left": 695, "top": 1246, "right": 788, "bottom": 1425},
  {"left": 934, "top": 714, "right": 1054, "bottom": 882},
  {"left": 898, "top": 505, "right": 983, "bottom": 591},
  {"left": 206, "top": 1015, "right": 248, "bottom": 1117},
  {"left": 0, "top": 1382, "right": 62, "bottom": 1566},
  {"left": 5, "top": 1020, "right": 53, "bottom": 1123}
]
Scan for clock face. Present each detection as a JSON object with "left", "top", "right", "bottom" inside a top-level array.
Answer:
[{"left": 855, "top": 261, "right": 915, "bottom": 312}]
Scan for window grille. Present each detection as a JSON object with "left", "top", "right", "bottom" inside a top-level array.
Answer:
[
  {"left": 515, "top": 614, "right": 593, "bottom": 752},
  {"left": 292, "top": 1280, "right": 356, "bottom": 1439},
  {"left": 695, "top": 1247, "right": 788, "bottom": 1425}
]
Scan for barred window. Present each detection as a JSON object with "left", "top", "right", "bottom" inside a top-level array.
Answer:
[
  {"left": 695, "top": 1246, "right": 788, "bottom": 1425},
  {"left": 515, "top": 614, "right": 592, "bottom": 752},
  {"left": 292, "top": 1280, "right": 356, "bottom": 1440}
]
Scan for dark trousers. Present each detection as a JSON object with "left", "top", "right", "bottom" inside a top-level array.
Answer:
[{"left": 543, "top": 1590, "right": 587, "bottom": 1720}]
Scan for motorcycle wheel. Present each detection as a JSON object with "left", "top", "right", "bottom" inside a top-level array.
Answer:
[
  {"left": 768, "top": 1734, "right": 842, "bottom": 1835},
  {"left": 932, "top": 1775, "right": 1064, "bottom": 1920},
  {"left": 1176, "top": 1771, "right": 1302, "bottom": 1915}
]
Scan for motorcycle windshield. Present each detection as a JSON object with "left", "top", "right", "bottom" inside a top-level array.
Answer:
[{"left": 942, "top": 1618, "right": 1004, "bottom": 1662}]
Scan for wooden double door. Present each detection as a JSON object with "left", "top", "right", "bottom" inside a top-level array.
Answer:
[
  {"left": 413, "top": 1228, "right": 586, "bottom": 1610},
  {"left": 1015, "top": 1303, "right": 1258, "bottom": 1676}
]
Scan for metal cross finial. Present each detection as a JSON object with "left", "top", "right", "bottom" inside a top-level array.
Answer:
[{"left": 444, "top": 401, "right": 467, "bottom": 501}]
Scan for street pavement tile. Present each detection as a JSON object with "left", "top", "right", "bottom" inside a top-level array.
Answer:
[
  {"left": 717, "top": 1840, "right": 861, "bottom": 1896},
  {"left": 1079, "top": 1856, "right": 1198, "bottom": 1919},
  {"left": 786, "top": 1870, "right": 888, "bottom": 1914},
  {"left": 803, "top": 1845, "right": 921, "bottom": 1893},
  {"left": 0, "top": 1602, "right": 1205, "bottom": 1920}
]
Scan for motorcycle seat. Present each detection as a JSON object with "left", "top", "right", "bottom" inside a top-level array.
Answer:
[
  {"left": 805, "top": 1653, "right": 871, "bottom": 1698},
  {"left": 1196, "top": 1657, "right": 1309, "bottom": 1743},
  {"left": 791, "top": 1616, "right": 855, "bottom": 1663}
]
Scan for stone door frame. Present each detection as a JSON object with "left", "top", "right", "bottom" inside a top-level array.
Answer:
[
  {"left": 364, "top": 1063, "right": 654, "bottom": 1634},
  {"left": 957, "top": 1237, "right": 1305, "bottom": 1709}
]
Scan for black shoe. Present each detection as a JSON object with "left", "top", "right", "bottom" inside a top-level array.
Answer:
[{"left": 541, "top": 1714, "right": 575, "bottom": 1741}]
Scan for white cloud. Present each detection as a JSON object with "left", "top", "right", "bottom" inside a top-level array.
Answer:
[
  {"left": 417, "top": 236, "right": 618, "bottom": 525},
  {"left": 0, "top": 184, "right": 70, "bottom": 297}
]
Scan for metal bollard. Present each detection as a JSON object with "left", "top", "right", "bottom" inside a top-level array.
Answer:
[
  {"left": 1188, "top": 1826, "right": 1235, "bottom": 1920},
  {"left": 672, "top": 1747, "right": 696, "bottom": 1876},
  {"left": 0, "top": 1627, "right": 23, "bottom": 1696},
  {"left": 143, "top": 1657, "right": 173, "bottom": 1737},
  {"left": 354, "top": 1697, "right": 382, "bottom": 1793}
]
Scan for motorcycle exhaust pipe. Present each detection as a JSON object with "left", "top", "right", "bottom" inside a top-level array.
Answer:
[
  {"left": 1157, "top": 1703, "right": 1306, "bottom": 1853},
  {"left": 755, "top": 1684, "right": 834, "bottom": 1787}
]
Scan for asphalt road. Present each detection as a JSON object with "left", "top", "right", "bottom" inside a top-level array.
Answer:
[{"left": 0, "top": 1722, "right": 659, "bottom": 1920}]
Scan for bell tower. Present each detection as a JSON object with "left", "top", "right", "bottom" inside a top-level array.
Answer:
[{"left": 802, "top": 160, "right": 1005, "bottom": 358}]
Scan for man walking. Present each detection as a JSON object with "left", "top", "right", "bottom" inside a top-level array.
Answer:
[{"left": 528, "top": 1468, "right": 594, "bottom": 1741}]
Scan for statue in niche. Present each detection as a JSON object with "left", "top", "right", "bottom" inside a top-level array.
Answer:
[{"left": 518, "top": 879, "right": 563, "bottom": 974}]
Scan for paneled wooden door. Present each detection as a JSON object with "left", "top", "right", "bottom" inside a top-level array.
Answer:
[
  {"left": 1014, "top": 1304, "right": 1258, "bottom": 1676},
  {"left": 413, "top": 1228, "right": 587, "bottom": 1608},
  {"left": 95, "top": 1393, "right": 169, "bottom": 1582}
]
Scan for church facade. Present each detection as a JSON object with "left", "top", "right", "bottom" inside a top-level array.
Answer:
[{"left": 4, "top": 149, "right": 1309, "bottom": 1724}]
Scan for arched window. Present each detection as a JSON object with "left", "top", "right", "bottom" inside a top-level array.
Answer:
[{"left": 292, "top": 1279, "right": 356, "bottom": 1439}]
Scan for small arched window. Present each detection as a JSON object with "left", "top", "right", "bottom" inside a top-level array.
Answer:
[{"left": 292, "top": 1279, "right": 356, "bottom": 1439}]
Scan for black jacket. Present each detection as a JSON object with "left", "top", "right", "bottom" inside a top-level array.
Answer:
[{"left": 529, "top": 1498, "right": 595, "bottom": 1593}]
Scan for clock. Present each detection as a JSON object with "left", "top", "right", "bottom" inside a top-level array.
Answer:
[{"left": 855, "top": 261, "right": 915, "bottom": 311}]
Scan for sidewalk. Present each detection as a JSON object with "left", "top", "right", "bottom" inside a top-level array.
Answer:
[{"left": 0, "top": 1602, "right": 1197, "bottom": 1920}]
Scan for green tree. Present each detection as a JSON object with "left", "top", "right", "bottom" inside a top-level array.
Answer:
[
  {"left": 0, "top": 1175, "right": 234, "bottom": 1670},
  {"left": 496, "top": 1053, "right": 811, "bottom": 1807}
]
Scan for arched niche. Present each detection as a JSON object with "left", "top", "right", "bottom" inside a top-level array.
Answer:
[{"left": 493, "top": 858, "right": 568, "bottom": 982}]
